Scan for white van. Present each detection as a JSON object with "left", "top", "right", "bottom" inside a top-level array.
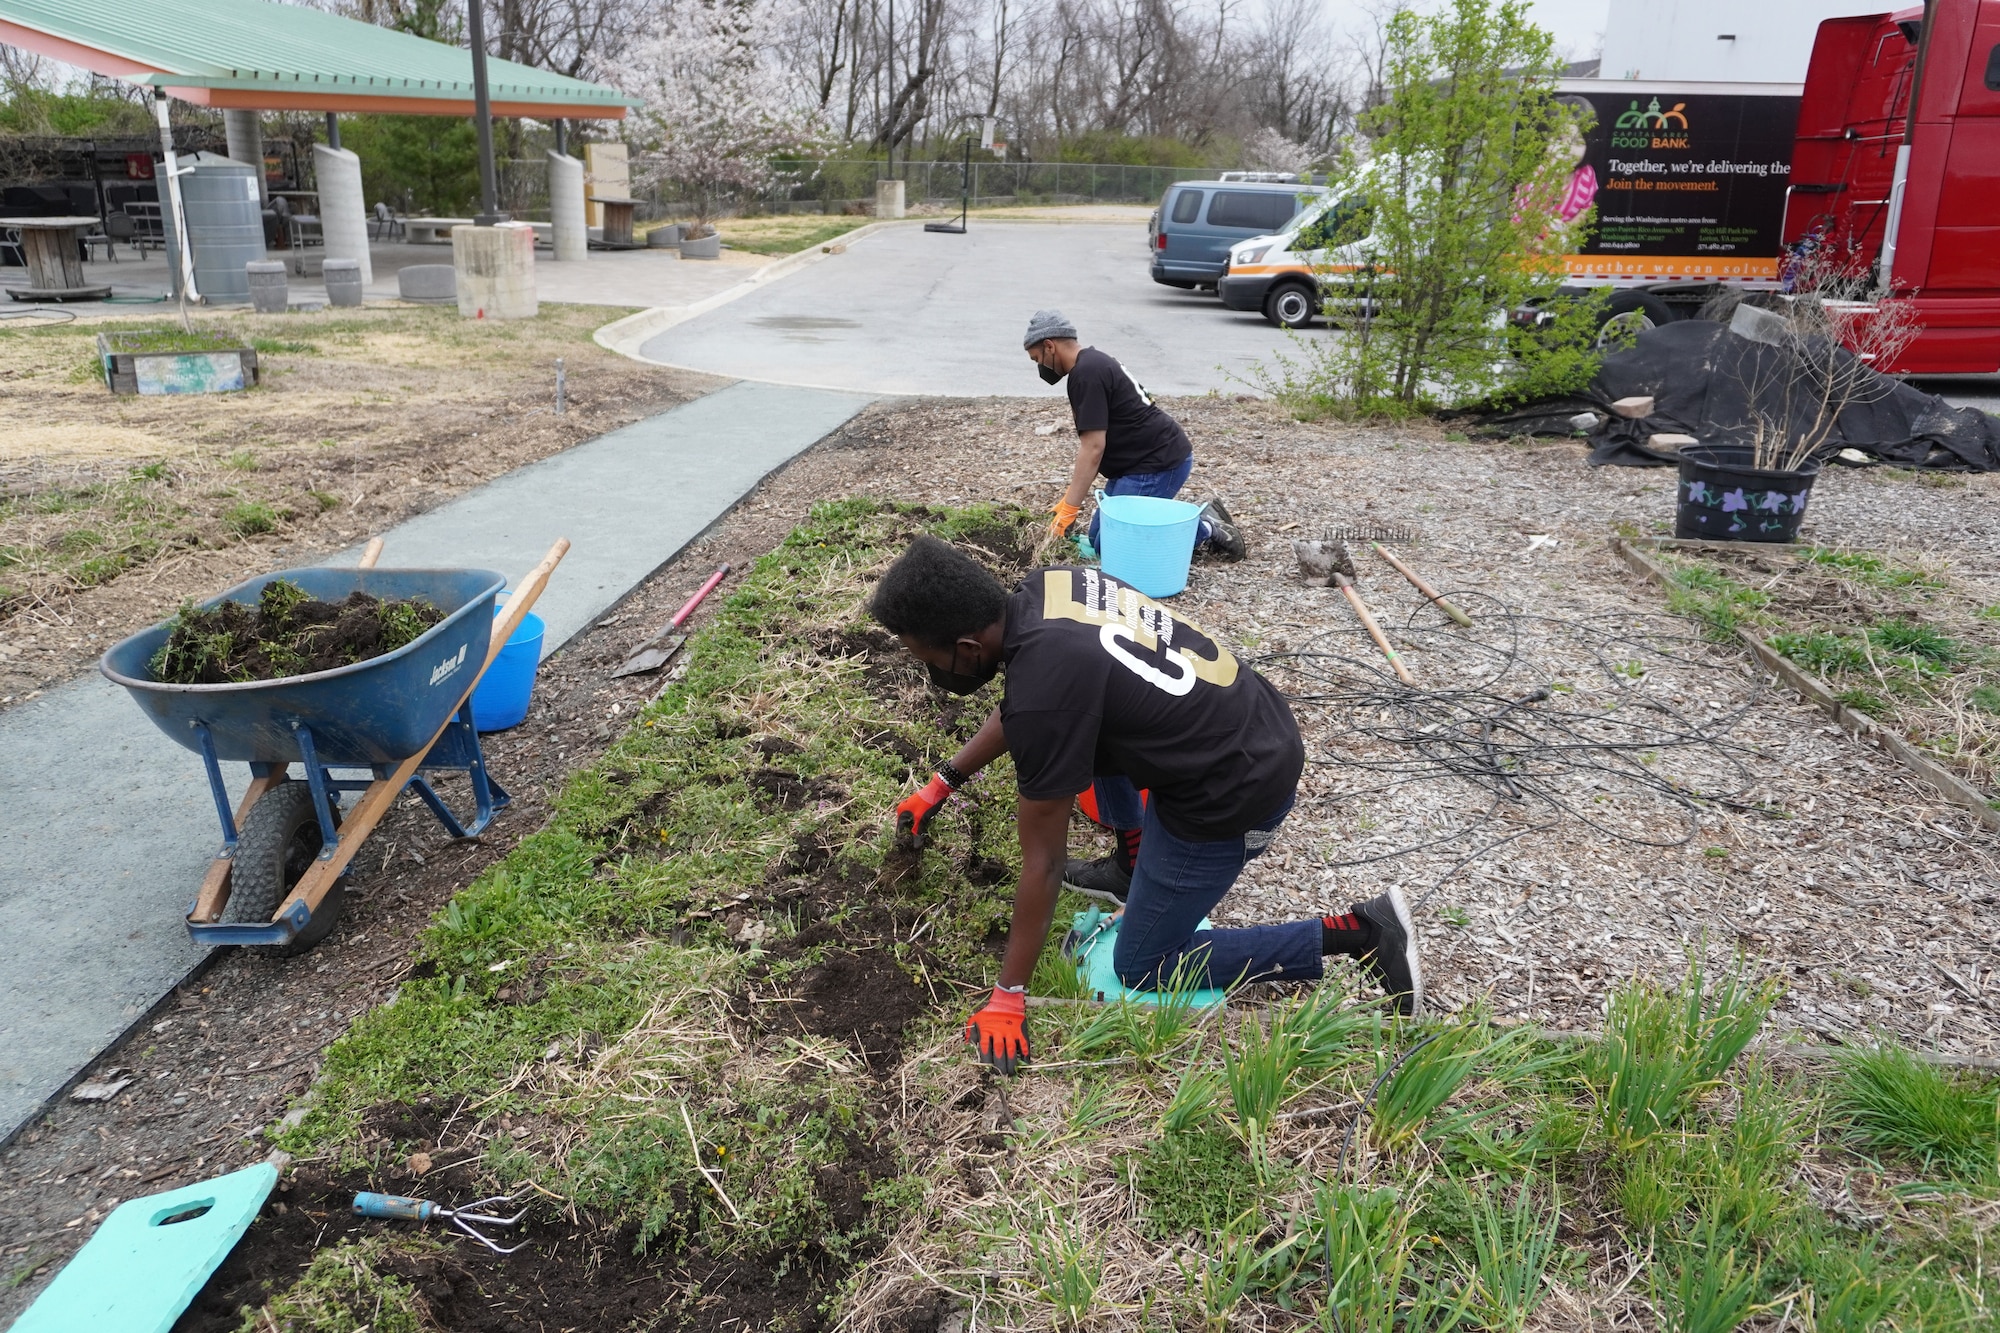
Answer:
[{"left": 1215, "top": 195, "right": 1374, "bottom": 327}]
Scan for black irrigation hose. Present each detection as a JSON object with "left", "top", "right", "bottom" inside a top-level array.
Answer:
[{"left": 1255, "top": 591, "right": 1780, "bottom": 911}]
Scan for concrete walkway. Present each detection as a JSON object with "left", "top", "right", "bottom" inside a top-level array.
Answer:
[{"left": 0, "top": 380, "right": 870, "bottom": 1143}]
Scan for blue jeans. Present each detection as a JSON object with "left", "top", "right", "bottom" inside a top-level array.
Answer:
[
  {"left": 1086, "top": 456, "right": 1213, "bottom": 549},
  {"left": 1092, "top": 776, "right": 1323, "bottom": 991}
]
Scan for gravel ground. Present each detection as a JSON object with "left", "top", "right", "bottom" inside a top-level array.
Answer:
[{"left": 4, "top": 391, "right": 1996, "bottom": 1316}]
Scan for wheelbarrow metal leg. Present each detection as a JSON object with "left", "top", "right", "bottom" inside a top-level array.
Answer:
[
  {"left": 290, "top": 723, "right": 344, "bottom": 859},
  {"left": 192, "top": 722, "right": 239, "bottom": 847},
  {"left": 188, "top": 754, "right": 292, "bottom": 926}
]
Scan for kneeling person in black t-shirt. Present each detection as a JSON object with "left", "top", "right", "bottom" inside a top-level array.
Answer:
[
  {"left": 1024, "top": 309, "right": 1246, "bottom": 561},
  {"left": 871, "top": 536, "right": 1422, "bottom": 1075}
]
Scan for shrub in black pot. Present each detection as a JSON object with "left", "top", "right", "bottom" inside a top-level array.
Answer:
[{"left": 1675, "top": 443, "right": 1821, "bottom": 543}]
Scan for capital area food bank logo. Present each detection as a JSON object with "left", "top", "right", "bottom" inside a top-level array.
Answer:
[{"left": 1611, "top": 97, "right": 1691, "bottom": 150}]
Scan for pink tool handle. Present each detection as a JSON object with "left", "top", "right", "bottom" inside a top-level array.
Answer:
[{"left": 669, "top": 563, "right": 731, "bottom": 629}]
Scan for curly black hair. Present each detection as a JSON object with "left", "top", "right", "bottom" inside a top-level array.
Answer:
[{"left": 868, "top": 535, "right": 1009, "bottom": 648}]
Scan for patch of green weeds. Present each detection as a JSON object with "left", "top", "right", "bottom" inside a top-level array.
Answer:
[
  {"left": 236, "top": 1234, "right": 432, "bottom": 1333},
  {"left": 1769, "top": 630, "right": 1870, "bottom": 676},
  {"left": 1836, "top": 687, "right": 1892, "bottom": 718},
  {"left": 1025, "top": 1203, "right": 1103, "bottom": 1330},
  {"left": 1311, "top": 1182, "right": 1470, "bottom": 1333},
  {"left": 1594, "top": 956, "right": 1774, "bottom": 1149},
  {"left": 1866, "top": 618, "right": 1962, "bottom": 670},
  {"left": 250, "top": 335, "right": 318, "bottom": 355},
  {"left": 1129, "top": 1125, "right": 1269, "bottom": 1238},
  {"left": 1828, "top": 1044, "right": 1999, "bottom": 1182},
  {"left": 223, "top": 500, "right": 279, "bottom": 536},
  {"left": 1455, "top": 1173, "right": 1561, "bottom": 1332},
  {"left": 223, "top": 449, "right": 259, "bottom": 472},
  {"left": 1970, "top": 685, "right": 2000, "bottom": 716},
  {"left": 1224, "top": 1010, "right": 1304, "bottom": 1134},
  {"left": 1801, "top": 547, "right": 1944, "bottom": 589},
  {"left": 1653, "top": 1214, "right": 1763, "bottom": 1333},
  {"left": 309, "top": 489, "right": 342, "bottom": 512},
  {"left": 1664, "top": 564, "right": 1769, "bottom": 639}
]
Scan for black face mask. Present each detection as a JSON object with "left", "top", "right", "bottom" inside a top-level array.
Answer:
[
  {"left": 1037, "top": 361, "right": 1065, "bottom": 385},
  {"left": 927, "top": 643, "right": 999, "bottom": 695}
]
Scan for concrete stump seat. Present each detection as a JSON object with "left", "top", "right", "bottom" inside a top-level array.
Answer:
[
  {"left": 398, "top": 264, "right": 457, "bottom": 303},
  {"left": 323, "top": 257, "right": 363, "bottom": 307}
]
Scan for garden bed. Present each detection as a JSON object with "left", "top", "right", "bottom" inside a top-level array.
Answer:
[{"left": 96, "top": 328, "right": 260, "bottom": 397}]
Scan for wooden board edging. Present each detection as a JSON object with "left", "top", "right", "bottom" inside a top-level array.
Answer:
[{"left": 1607, "top": 536, "right": 2000, "bottom": 833}]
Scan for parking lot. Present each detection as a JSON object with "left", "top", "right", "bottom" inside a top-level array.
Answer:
[{"left": 636, "top": 217, "right": 1305, "bottom": 397}]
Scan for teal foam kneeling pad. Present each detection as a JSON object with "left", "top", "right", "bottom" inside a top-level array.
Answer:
[
  {"left": 1070, "top": 910, "right": 1228, "bottom": 1007},
  {"left": 9, "top": 1162, "right": 278, "bottom": 1333}
]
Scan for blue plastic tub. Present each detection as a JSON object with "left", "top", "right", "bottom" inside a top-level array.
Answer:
[
  {"left": 1096, "top": 494, "right": 1201, "bottom": 597},
  {"left": 470, "top": 601, "right": 544, "bottom": 731}
]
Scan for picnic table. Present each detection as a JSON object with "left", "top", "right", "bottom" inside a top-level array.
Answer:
[{"left": 0, "top": 215, "right": 112, "bottom": 301}]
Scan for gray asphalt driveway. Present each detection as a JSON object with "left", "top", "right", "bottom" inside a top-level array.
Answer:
[{"left": 636, "top": 220, "right": 1304, "bottom": 397}]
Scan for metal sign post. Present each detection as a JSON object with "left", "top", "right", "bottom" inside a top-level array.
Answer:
[{"left": 466, "top": 0, "right": 507, "bottom": 225}]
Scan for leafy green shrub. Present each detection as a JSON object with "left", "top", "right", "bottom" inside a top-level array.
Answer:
[{"left": 1129, "top": 1126, "right": 1269, "bottom": 1238}]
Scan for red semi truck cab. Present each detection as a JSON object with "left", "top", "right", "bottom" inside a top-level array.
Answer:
[{"left": 1784, "top": 0, "right": 2000, "bottom": 373}]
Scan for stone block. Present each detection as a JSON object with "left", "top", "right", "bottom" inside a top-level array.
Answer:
[
  {"left": 1609, "top": 396, "right": 1655, "bottom": 419},
  {"left": 875, "top": 179, "right": 905, "bottom": 219},
  {"left": 452, "top": 224, "right": 537, "bottom": 320},
  {"left": 398, "top": 264, "right": 457, "bottom": 302}
]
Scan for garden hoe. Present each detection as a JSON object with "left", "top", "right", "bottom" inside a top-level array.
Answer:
[
  {"left": 1311, "top": 539, "right": 1415, "bottom": 685},
  {"left": 1370, "top": 541, "right": 1473, "bottom": 627},
  {"left": 612, "top": 563, "right": 731, "bottom": 678}
]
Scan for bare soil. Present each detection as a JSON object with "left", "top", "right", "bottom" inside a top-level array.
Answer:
[{"left": 4, "top": 390, "right": 1997, "bottom": 1326}]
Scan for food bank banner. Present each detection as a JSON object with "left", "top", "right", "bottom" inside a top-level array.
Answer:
[{"left": 1559, "top": 89, "right": 1802, "bottom": 281}]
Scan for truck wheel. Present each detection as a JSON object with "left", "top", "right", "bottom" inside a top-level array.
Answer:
[
  {"left": 1596, "top": 290, "right": 1675, "bottom": 349},
  {"left": 224, "top": 781, "right": 346, "bottom": 955},
  {"left": 1264, "top": 283, "right": 1318, "bottom": 328}
]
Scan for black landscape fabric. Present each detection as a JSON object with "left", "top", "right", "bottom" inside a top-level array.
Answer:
[{"left": 1476, "top": 320, "right": 2000, "bottom": 472}]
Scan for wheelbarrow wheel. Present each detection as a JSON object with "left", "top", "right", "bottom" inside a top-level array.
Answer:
[{"left": 224, "top": 781, "right": 346, "bottom": 955}]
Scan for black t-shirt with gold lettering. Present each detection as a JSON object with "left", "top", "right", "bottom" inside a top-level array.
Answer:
[{"left": 999, "top": 567, "right": 1304, "bottom": 840}]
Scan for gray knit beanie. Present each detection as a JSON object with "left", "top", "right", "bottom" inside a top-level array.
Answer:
[{"left": 1023, "top": 309, "right": 1078, "bottom": 348}]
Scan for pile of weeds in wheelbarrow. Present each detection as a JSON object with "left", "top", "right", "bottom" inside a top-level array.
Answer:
[
  {"left": 184, "top": 500, "right": 1043, "bottom": 1332},
  {"left": 148, "top": 577, "right": 445, "bottom": 685}
]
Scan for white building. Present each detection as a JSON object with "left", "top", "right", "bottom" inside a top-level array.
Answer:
[{"left": 1599, "top": 0, "right": 1898, "bottom": 83}]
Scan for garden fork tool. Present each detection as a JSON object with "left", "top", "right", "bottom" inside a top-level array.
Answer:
[
  {"left": 352, "top": 1190, "right": 530, "bottom": 1255},
  {"left": 1325, "top": 540, "right": 1415, "bottom": 685}
]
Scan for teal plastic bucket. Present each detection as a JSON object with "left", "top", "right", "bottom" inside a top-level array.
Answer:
[
  {"left": 1097, "top": 494, "right": 1201, "bottom": 597},
  {"left": 471, "top": 601, "right": 544, "bottom": 731}
]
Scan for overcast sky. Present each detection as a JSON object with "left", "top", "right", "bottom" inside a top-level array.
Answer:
[{"left": 1316, "top": 0, "right": 1610, "bottom": 63}]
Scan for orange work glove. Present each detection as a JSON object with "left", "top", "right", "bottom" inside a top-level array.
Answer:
[
  {"left": 893, "top": 772, "right": 955, "bottom": 850},
  {"left": 965, "top": 985, "right": 1029, "bottom": 1075},
  {"left": 1050, "top": 500, "right": 1082, "bottom": 539}
]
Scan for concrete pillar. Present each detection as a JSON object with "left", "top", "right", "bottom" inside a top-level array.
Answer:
[
  {"left": 548, "top": 151, "right": 587, "bottom": 262},
  {"left": 452, "top": 223, "right": 537, "bottom": 319},
  {"left": 223, "top": 110, "right": 266, "bottom": 204},
  {"left": 313, "top": 143, "right": 372, "bottom": 285},
  {"left": 875, "top": 179, "right": 906, "bottom": 219}
]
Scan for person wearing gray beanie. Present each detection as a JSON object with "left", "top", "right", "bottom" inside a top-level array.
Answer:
[{"left": 1022, "top": 310, "right": 1244, "bottom": 564}]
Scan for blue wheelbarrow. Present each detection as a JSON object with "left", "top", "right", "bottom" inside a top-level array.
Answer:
[{"left": 100, "top": 538, "right": 568, "bottom": 952}]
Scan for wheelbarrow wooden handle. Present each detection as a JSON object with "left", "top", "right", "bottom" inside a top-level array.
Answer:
[
  {"left": 358, "top": 537, "right": 385, "bottom": 569},
  {"left": 1340, "top": 583, "right": 1415, "bottom": 685},
  {"left": 485, "top": 539, "right": 569, "bottom": 670}
]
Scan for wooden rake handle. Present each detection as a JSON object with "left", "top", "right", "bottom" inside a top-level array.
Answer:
[
  {"left": 1370, "top": 542, "right": 1472, "bottom": 628},
  {"left": 1339, "top": 583, "right": 1415, "bottom": 685}
]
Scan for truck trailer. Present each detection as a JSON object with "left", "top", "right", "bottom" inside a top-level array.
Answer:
[{"left": 1552, "top": 0, "right": 2000, "bottom": 374}]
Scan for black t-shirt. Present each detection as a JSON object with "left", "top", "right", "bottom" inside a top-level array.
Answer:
[
  {"left": 1064, "top": 347, "right": 1193, "bottom": 479},
  {"left": 1000, "top": 566, "right": 1304, "bottom": 840}
]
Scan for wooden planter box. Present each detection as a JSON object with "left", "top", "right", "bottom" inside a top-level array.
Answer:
[{"left": 97, "top": 332, "right": 259, "bottom": 396}]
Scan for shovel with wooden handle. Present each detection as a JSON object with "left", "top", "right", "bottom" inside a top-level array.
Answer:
[
  {"left": 611, "top": 563, "right": 731, "bottom": 678},
  {"left": 1326, "top": 540, "right": 1415, "bottom": 685}
]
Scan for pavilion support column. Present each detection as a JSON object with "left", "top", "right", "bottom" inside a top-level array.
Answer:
[
  {"left": 223, "top": 110, "right": 266, "bottom": 204},
  {"left": 548, "top": 152, "right": 587, "bottom": 262},
  {"left": 313, "top": 143, "right": 371, "bottom": 286}
]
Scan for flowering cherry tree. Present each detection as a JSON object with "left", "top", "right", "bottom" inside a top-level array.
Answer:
[{"left": 615, "top": 0, "right": 823, "bottom": 232}]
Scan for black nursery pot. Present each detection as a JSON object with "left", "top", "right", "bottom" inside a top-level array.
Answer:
[{"left": 1674, "top": 444, "right": 1822, "bottom": 543}]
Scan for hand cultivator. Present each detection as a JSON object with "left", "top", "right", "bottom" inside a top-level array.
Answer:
[
  {"left": 100, "top": 538, "right": 569, "bottom": 952},
  {"left": 352, "top": 1190, "right": 530, "bottom": 1255}
]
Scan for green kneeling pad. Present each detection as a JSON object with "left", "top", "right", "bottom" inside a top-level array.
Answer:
[
  {"left": 1068, "top": 907, "right": 1228, "bottom": 1007},
  {"left": 10, "top": 1161, "right": 277, "bottom": 1333}
]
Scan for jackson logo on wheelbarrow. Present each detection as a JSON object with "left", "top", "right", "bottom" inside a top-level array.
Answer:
[{"left": 100, "top": 538, "right": 569, "bottom": 953}]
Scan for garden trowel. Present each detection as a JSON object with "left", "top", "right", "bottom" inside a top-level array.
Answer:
[{"left": 611, "top": 563, "right": 731, "bottom": 678}]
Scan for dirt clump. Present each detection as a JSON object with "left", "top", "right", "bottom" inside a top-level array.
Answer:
[
  {"left": 783, "top": 948, "right": 928, "bottom": 1067},
  {"left": 148, "top": 578, "right": 444, "bottom": 684}
]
